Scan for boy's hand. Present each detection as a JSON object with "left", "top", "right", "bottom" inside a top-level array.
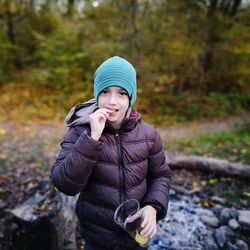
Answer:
[
  {"left": 126, "top": 205, "right": 157, "bottom": 238},
  {"left": 89, "top": 108, "right": 112, "bottom": 140}
]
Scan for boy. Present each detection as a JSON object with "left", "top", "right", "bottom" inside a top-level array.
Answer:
[{"left": 51, "top": 56, "right": 172, "bottom": 250}]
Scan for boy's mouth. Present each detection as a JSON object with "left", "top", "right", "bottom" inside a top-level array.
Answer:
[{"left": 108, "top": 108, "right": 119, "bottom": 112}]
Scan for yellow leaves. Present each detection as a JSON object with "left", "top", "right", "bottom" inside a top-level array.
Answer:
[
  {"left": 192, "top": 180, "right": 216, "bottom": 189},
  {"left": 156, "top": 75, "right": 177, "bottom": 86},
  {"left": 201, "top": 180, "right": 207, "bottom": 187},
  {"left": 202, "top": 200, "right": 211, "bottom": 208},
  {"left": 192, "top": 181, "right": 199, "bottom": 189},
  {"left": 243, "top": 192, "right": 250, "bottom": 197},
  {"left": 209, "top": 179, "right": 218, "bottom": 185},
  {"left": 233, "top": 44, "right": 250, "bottom": 55},
  {"left": 232, "top": 148, "right": 238, "bottom": 153},
  {"left": 192, "top": 179, "right": 215, "bottom": 189},
  {"left": 35, "top": 203, "right": 49, "bottom": 213},
  {"left": 153, "top": 86, "right": 165, "bottom": 93},
  {"left": 240, "top": 148, "right": 248, "bottom": 154},
  {"left": 137, "top": 88, "right": 143, "bottom": 94},
  {"left": 0, "top": 129, "right": 8, "bottom": 135},
  {"left": 0, "top": 83, "right": 65, "bottom": 124},
  {"left": 169, "top": 41, "right": 186, "bottom": 51}
]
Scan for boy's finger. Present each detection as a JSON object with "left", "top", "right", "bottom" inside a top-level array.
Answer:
[
  {"left": 140, "top": 222, "right": 151, "bottom": 236},
  {"left": 146, "top": 225, "right": 156, "bottom": 238},
  {"left": 99, "top": 110, "right": 111, "bottom": 119},
  {"left": 140, "top": 217, "right": 148, "bottom": 228},
  {"left": 126, "top": 212, "right": 140, "bottom": 222}
]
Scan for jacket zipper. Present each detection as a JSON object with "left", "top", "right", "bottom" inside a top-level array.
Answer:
[{"left": 115, "top": 130, "right": 126, "bottom": 203}]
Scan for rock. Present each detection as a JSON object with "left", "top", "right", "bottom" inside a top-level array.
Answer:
[
  {"left": 147, "top": 198, "right": 249, "bottom": 250},
  {"left": 169, "top": 189, "right": 176, "bottom": 196},
  {"left": 214, "top": 227, "right": 226, "bottom": 247},
  {"left": 188, "top": 187, "right": 201, "bottom": 195},
  {"left": 238, "top": 210, "right": 250, "bottom": 232},
  {"left": 240, "top": 199, "right": 248, "bottom": 207},
  {"left": 227, "top": 242, "right": 240, "bottom": 250},
  {"left": 196, "top": 208, "right": 215, "bottom": 217},
  {"left": 171, "top": 185, "right": 189, "bottom": 195},
  {"left": 201, "top": 215, "right": 220, "bottom": 228},
  {"left": 230, "top": 208, "right": 238, "bottom": 219},
  {"left": 212, "top": 204, "right": 224, "bottom": 216},
  {"left": 198, "top": 230, "right": 218, "bottom": 249},
  {"left": 211, "top": 196, "right": 227, "bottom": 205},
  {"left": 219, "top": 208, "right": 231, "bottom": 224},
  {"left": 214, "top": 225, "right": 237, "bottom": 247},
  {"left": 192, "top": 196, "right": 201, "bottom": 205},
  {"left": 219, "top": 225, "right": 235, "bottom": 237},
  {"left": 11, "top": 193, "right": 45, "bottom": 221},
  {"left": 235, "top": 239, "right": 249, "bottom": 250},
  {"left": 228, "top": 219, "right": 240, "bottom": 231}
]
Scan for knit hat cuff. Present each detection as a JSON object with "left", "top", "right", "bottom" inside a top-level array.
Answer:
[{"left": 94, "top": 74, "right": 136, "bottom": 105}]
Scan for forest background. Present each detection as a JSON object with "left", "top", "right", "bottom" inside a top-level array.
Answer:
[
  {"left": 1, "top": 0, "right": 250, "bottom": 125},
  {"left": 1, "top": 1, "right": 250, "bottom": 248}
]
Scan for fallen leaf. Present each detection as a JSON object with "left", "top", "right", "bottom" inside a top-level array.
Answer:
[
  {"left": 201, "top": 180, "right": 207, "bottom": 187},
  {"left": 192, "top": 181, "right": 199, "bottom": 188},
  {"left": 243, "top": 192, "right": 250, "bottom": 197},
  {"left": 0, "top": 129, "right": 7, "bottom": 135},
  {"left": 209, "top": 179, "right": 217, "bottom": 184}
]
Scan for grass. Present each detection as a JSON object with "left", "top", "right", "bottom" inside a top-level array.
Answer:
[{"left": 165, "top": 122, "right": 250, "bottom": 165}]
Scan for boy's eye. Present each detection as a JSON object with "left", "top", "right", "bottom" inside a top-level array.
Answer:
[
  {"left": 120, "top": 91, "right": 127, "bottom": 96},
  {"left": 101, "top": 90, "right": 108, "bottom": 94}
]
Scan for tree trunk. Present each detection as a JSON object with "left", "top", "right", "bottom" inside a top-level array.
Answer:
[
  {"left": 202, "top": 0, "right": 242, "bottom": 76},
  {"left": 166, "top": 152, "right": 250, "bottom": 180},
  {"left": 67, "top": 0, "right": 75, "bottom": 16},
  {"left": 229, "top": 0, "right": 242, "bottom": 17},
  {"left": 130, "top": 0, "right": 142, "bottom": 61},
  {"left": 4, "top": 0, "right": 23, "bottom": 69}
]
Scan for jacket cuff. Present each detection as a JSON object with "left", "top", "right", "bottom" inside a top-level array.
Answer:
[{"left": 142, "top": 202, "right": 166, "bottom": 221}]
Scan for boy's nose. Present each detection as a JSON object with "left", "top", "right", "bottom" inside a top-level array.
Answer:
[{"left": 108, "top": 93, "right": 117, "bottom": 104}]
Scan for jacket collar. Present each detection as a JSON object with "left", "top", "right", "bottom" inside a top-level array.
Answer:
[{"left": 104, "top": 109, "right": 141, "bottom": 134}]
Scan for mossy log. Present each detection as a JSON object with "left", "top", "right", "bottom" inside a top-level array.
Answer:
[{"left": 166, "top": 152, "right": 250, "bottom": 180}]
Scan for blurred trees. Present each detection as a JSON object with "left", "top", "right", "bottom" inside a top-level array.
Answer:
[
  {"left": 0, "top": 0, "right": 58, "bottom": 80},
  {"left": 0, "top": 0, "right": 250, "bottom": 118}
]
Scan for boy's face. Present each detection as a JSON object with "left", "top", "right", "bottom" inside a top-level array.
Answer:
[{"left": 98, "top": 86, "right": 130, "bottom": 129}]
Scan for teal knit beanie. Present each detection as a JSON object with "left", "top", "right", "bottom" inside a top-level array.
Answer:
[{"left": 94, "top": 56, "right": 137, "bottom": 106}]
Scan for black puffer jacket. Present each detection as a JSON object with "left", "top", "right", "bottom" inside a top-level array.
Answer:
[{"left": 51, "top": 99, "right": 172, "bottom": 250}]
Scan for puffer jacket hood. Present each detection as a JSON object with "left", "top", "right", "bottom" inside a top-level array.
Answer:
[
  {"left": 64, "top": 98, "right": 139, "bottom": 131},
  {"left": 64, "top": 98, "right": 98, "bottom": 127}
]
